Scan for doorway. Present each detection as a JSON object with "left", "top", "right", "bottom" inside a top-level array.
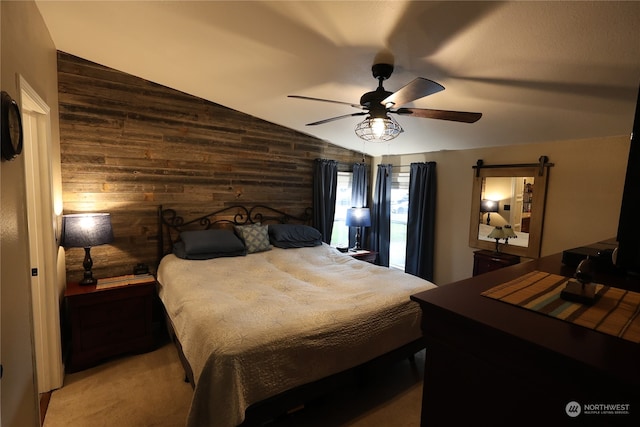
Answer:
[{"left": 19, "top": 76, "right": 64, "bottom": 393}]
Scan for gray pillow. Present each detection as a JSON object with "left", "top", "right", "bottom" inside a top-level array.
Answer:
[
  {"left": 173, "top": 229, "right": 246, "bottom": 260},
  {"left": 268, "top": 224, "right": 322, "bottom": 249},
  {"left": 234, "top": 223, "right": 271, "bottom": 254}
]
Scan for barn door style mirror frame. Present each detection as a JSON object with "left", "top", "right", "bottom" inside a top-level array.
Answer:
[{"left": 469, "top": 156, "right": 553, "bottom": 258}]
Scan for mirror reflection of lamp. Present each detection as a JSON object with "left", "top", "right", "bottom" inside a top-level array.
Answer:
[
  {"left": 60, "top": 213, "right": 114, "bottom": 285},
  {"left": 480, "top": 199, "right": 499, "bottom": 225}
]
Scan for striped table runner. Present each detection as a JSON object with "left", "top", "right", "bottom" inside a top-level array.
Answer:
[{"left": 481, "top": 270, "right": 640, "bottom": 343}]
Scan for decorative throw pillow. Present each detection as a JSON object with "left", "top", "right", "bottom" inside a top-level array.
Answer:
[
  {"left": 268, "top": 224, "right": 322, "bottom": 249},
  {"left": 173, "top": 229, "right": 247, "bottom": 260},
  {"left": 234, "top": 223, "right": 271, "bottom": 253}
]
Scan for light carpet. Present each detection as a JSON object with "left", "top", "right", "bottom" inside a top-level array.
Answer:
[{"left": 44, "top": 342, "right": 424, "bottom": 426}]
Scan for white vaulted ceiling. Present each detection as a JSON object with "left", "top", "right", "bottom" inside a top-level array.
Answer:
[{"left": 36, "top": 1, "right": 640, "bottom": 156}]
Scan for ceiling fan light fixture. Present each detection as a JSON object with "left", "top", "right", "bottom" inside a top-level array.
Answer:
[{"left": 354, "top": 115, "right": 403, "bottom": 143}]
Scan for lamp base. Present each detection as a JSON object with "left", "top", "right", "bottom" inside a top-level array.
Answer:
[
  {"left": 560, "top": 279, "right": 599, "bottom": 305},
  {"left": 80, "top": 277, "right": 97, "bottom": 286},
  {"left": 351, "top": 227, "right": 363, "bottom": 251},
  {"left": 80, "top": 265, "right": 96, "bottom": 286},
  {"left": 80, "top": 247, "right": 97, "bottom": 286}
]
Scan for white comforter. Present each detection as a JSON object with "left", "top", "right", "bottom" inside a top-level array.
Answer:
[{"left": 157, "top": 243, "right": 437, "bottom": 427}]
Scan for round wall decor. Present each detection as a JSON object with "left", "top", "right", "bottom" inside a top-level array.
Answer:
[{"left": 1, "top": 90, "right": 24, "bottom": 161}]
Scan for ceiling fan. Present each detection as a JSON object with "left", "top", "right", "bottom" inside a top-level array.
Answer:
[{"left": 289, "top": 64, "right": 482, "bottom": 142}]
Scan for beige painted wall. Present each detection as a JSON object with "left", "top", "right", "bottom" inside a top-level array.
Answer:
[
  {"left": 375, "top": 135, "right": 631, "bottom": 285},
  {"left": 1, "top": 1, "right": 61, "bottom": 425}
]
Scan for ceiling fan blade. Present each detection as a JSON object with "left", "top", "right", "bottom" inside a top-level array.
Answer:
[
  {"left": 382, "top": 78, "right": 445, "bottom": 107},
  {"left": 288, "top": 95, "right": 363, "bottom": 109},
  {"left": 306, "top": 112, "right": 368, "bottom": 126},
  {"left": 395, "top": 107, "right": 482, "bottom": 123}
]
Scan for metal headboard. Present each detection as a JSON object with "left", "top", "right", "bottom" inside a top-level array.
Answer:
[{"left": 157, "top": 205, "right": 312, "bottom": 261}]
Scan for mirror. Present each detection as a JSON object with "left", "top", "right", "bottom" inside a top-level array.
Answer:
[{"left": 469, "top": 160, "right": 551, "bottom": 258}]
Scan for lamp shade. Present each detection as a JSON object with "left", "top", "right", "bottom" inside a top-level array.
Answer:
[
  {"left": 345, "top": 207, "right": 371, "bottom": 228},
  {"left": 60, "top": 213, "right": 114, "bottom": 248},
  {"left": 487, "top": 226, "right": 505, "bottom": 240},
  {"left": 354, "top": 116, "right": 403, "bottom": 142},
  {"left": 502, "top": 224, "right": 517, "bottom": 239},
  {"left": 480, "top": 199, "right": 499, "bottom": 213}
]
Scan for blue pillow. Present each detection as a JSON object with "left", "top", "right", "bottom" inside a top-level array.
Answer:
[
  {"left": 268, "top": 224, "right": 322, "bottom": 249},
  {"left": 173, "top": 229, "right": 246, "bottom": 260}
]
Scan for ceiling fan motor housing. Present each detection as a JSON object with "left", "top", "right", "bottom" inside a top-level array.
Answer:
[
  {"left": 360, "top": 88, "right": 393, "bottom": 117},
  {"left": 371, "top": 63, "right": 394, "bottom": 80}
]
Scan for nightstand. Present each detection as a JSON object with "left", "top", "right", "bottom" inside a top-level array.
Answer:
[
  {"left": 348, "top": 249, "right": 378, "bottom": 264},
  {"left": 64, "top": 274, "right": 157, "bottom": 372},
  {"left": 473, "top": 250, "right": 520, "bottom": 276}
]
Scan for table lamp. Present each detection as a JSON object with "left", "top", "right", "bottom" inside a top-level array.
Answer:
[
  {"left": 345, "top": 207, "right": 371, "bottom": 250},
  {"left": 60, "top": 213, "right": 114, "bottom": 285},
  {"left": 487, "top": 226, "right": 505, "bottom": 254},
  {"left": 502, "top": 224, "right": 517, "bottom": 245}
]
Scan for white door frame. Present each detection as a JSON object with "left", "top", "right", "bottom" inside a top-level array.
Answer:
[{"left": 19, "top": 75, "right": 64, "bottom": 393}]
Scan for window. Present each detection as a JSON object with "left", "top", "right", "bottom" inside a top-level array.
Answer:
[
  {"left": 330, "top": 172, "right": 353, "bottom": 246},
  {"left": 390, "top": 171, "right": 409, "bottom": 270}
]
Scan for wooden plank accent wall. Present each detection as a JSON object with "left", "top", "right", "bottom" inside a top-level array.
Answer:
[{"left": 58, "top": 51, "right": 370, "bottom": 282}]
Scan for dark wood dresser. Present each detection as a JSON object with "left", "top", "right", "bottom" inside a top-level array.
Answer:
[
  {"left": 64, "top": 276, "right": 157, "bottom": 372},
  {"left": 473, "top": 249, "right": 520, "bottom": 275},
  {"left": 411, "top": 253, "right": 640, "bottom": 426}
]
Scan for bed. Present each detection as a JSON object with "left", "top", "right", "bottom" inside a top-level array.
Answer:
[{"left": 156, "top": 205, "right": 437, "bottom": 427}]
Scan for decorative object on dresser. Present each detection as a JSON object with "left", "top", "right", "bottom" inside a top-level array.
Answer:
[
  {"left": 345, "top": 207, "right": 371, "bottom": 250},
  {"left": 60, "top": 213, "right": 114, "bottom": 285},
  {"left": 473, "top": 249, "right": 520, "bottom": 276},
  {"left": 64, "top": 274, "right": 157, "bottom": 372},
  {"left": 560, "top": 256, "right": 599, "bottom": 305}
]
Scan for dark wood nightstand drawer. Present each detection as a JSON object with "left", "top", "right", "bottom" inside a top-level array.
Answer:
[
  {"left": 80, "top": 318, "right": 148, "bottom": 351},
  {"left": 78, "top": 296, "right": 146, "bottom": 327}
]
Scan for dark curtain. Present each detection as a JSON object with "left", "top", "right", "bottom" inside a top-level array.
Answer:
[
  {"left": 371, "top": 164, "right": 392, "bottom": 266},
  {"left": 312, "top": 159, "right": 338, "bottom": 244},
  {"left": 405, "top": 162, "right": 437, "bottom": 281},
  {"left": 349, "top": 163, "right": 368, "bottom": 248}
]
